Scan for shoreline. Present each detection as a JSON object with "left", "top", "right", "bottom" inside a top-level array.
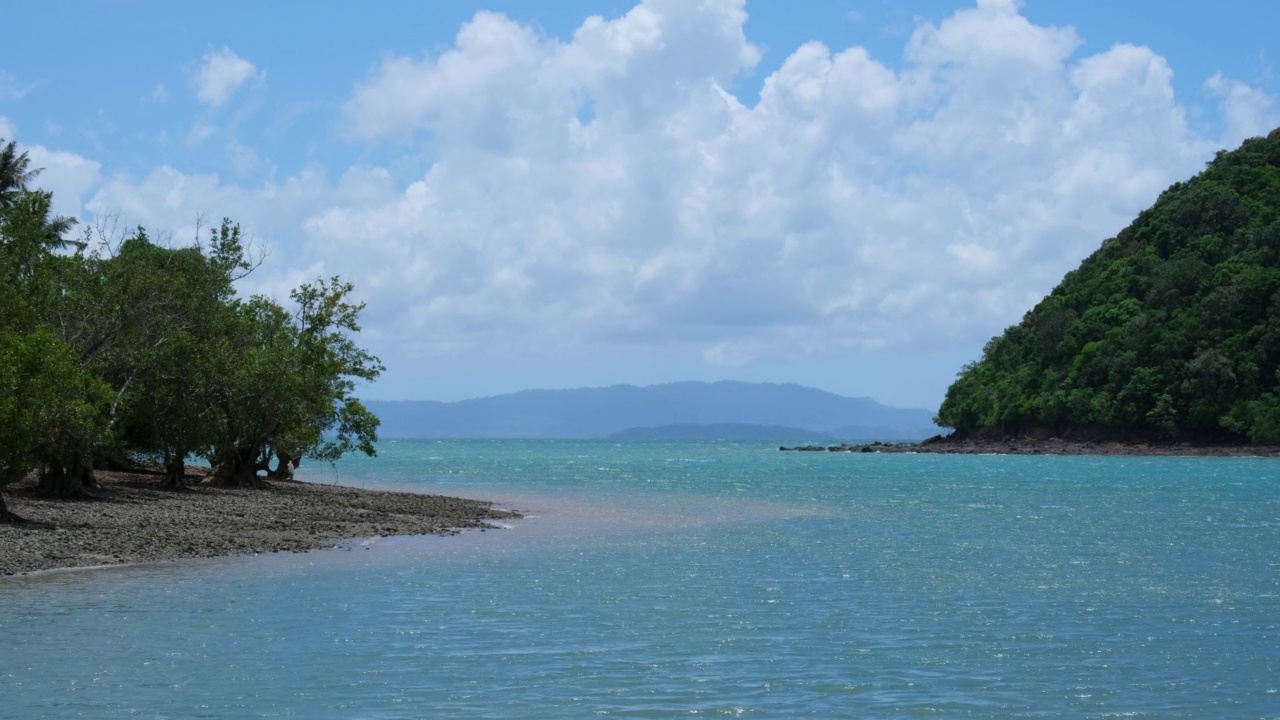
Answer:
[
  {"left": 0, "top": 470, "right": 521, "bottom": 577},
  {"left": 781, "top": 436, "right": 1280, "bottom": 457}
]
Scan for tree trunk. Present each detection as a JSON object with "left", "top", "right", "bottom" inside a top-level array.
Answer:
[
  {"left": 0, "top": 491, "right": 27, "bottom": 523},
  {"left": 163, "top": 447, "right": 188, "bottom": 488},
  {"left": 37, "top": 459, "right": 95, "bottom": 498},
  {"left": 164, "top": 457, "right": 186, "bottom": 488},
  {"left": 266, "top": 449, "right": 297, "bottom": 481},
  {"left": 214, "top": 445, "right": 263, "bottom": 487}
]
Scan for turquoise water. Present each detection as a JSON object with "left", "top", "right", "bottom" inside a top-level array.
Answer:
[{"left": 3, "top": 440, "right": 1279, "bottom": 717}]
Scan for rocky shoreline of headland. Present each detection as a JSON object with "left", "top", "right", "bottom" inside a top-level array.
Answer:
[
  {"left": 781, "top": 436, "right": 1280, "bottom": 457},
  {"left": 0, "top": 470, "right": 521, "bottom": 576}
]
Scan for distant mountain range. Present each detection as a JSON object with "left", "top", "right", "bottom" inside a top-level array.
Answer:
[{"left": 364, "top": 381, "right": 939, "bottom": 441}]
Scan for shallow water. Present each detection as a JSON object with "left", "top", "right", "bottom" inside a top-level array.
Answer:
[{"left": 3, "top": 441, "right": 1279, "bottom": 717}]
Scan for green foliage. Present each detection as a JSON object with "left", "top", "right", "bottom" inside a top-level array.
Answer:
[
  {"left": 0, "top": 139, "right": 40, "bottom": 209},
  {"left": 103, "top": 227, "right": 243, "bottom": 484},
  {"left": 203, "top": 275, "right": 383, "bottom": 485},
  {"left": 0, "top": 328, "right": 113, "bottom": 486},
  {"left": 937, "top": 127, "right": 1280, "bottom": 443},
  {"left": 1, "top": 142, "right": 382, "bottom": 505}
]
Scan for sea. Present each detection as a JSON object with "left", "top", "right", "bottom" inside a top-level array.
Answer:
[{"left": 2, "top": 440, "right": 1279, "bottom": 718}]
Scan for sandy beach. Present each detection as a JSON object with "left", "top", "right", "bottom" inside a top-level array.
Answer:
[{"left": 0, "top": 470, "right": 520, "bottom": 576}]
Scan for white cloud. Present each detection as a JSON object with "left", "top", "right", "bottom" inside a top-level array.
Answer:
[
  {"left": 342, "top": 0, "right": 759, "bottom": 142},
  {"left": 6, "top": 140, "right": 103, "bottom": 221},
  {"left": 192, "top": 48, "right": 261, "bottom": 107},
  {"left": 0, "top": 70, "right": 37, "bottom": 100},
  {"left": 0, "top": 120, "right": 102, "bottom": 219},
  {"left": 88, "top": 164, "right": 333, "bottom": 250},
  {"left": 1205, "top": 72, "right": 1280, "bottom": 148},
  {"left": 86, "top": 0, "right": 1279, "bottom": 378},
  {"left": 226, "top": 139, "right": 258, "bottom": 175},
  {"left": 703, "top": 339, "right": 761, "bottom": 368},
  {"left": 187, "top": 121, "right": 217, "bottom": 145}
]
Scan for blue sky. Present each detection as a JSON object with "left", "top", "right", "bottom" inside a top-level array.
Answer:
[{"left": 3, "top": 0, "right": 1277, "bottom": 410}]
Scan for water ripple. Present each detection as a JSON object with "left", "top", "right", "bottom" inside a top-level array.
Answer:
[{"left": 3, "top": 443, "right": 1279, "bottom": 717}]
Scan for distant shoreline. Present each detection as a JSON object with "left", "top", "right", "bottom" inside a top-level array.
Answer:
[
  {"left": 0, "top": 470, "right": 520, "bottom": 577},
  {"left": 781, "top": 436, "right": 1280, "bottom": 457}
]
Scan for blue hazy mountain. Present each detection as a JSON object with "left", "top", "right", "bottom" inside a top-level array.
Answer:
[
  {"left": 365, "top": 381, "right": 939, "bottom": 440},
  {"left": 607, "top": 423, "right": 835, "bottom": 441}
]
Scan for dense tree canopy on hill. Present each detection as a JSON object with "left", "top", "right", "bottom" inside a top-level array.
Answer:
[
  {"left": 0, "top": 139, "right": 381, "bottom": 520},
  {"left": 937, "top": 128, "right": 1280, "bottom": 443}
]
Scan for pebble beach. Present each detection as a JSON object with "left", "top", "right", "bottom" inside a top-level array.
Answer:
[{"left": 0, "top": 470, "right": 520, "bottom": 576}]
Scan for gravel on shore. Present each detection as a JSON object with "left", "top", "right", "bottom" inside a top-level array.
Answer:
[{"left": 0, "top": 470, "right": 521, "bottom": 576}]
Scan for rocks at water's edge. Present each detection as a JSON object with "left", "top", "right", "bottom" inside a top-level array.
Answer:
[
  {"left": 780, "top": 435, "right": 1280, "bottom": 457},
  {"left": 780, "top": 440, "right": 918, "bottom": 453}
]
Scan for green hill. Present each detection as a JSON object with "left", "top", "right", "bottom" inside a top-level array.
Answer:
[{"left": 937, "top": 128, "right": 1280, "bottom": 443}]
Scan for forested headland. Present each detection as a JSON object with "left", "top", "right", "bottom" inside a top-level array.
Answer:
[
  {"left": 0, "top": 139, "right": 382, "bottom": 522},
  {"left": 937, "top": 128, "right": 1280, "bottom": 445}
]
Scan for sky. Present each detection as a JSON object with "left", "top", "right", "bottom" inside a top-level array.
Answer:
[{"left": 2, "top": 0, "right": 1278, "bottom": 410}]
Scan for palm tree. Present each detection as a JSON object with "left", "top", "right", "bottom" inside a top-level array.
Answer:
[
  {"left": 0, "top": 140, "right": 79, "bottom": 253},
  {"left": 5, "top": 190, "right": 81, "bottom": 252},
  {"left": 0, "top": 139, "right": 41, "bottom": 209}
]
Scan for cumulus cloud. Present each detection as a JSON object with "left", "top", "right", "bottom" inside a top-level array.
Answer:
[
  {"left": 25, "top": 146, "right": 102, "bottom": 219},
  {"left": 192, "top": 48, "right": 261, "bottom": 107},
  {"left": 89, "top": 164, "right": 333, "bottom": 248},
  {"left": 88, "top": 0, "right": 1278, "bottom": 377},
  {"left": 0, "top": 123, "right": 102, "bottom": 219},
  {"left": 342, "top": 0, "right": 759, "bottom": 142},
  {"left": 1206, "top": 72, "right": 1280, "bottom": 148}
]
